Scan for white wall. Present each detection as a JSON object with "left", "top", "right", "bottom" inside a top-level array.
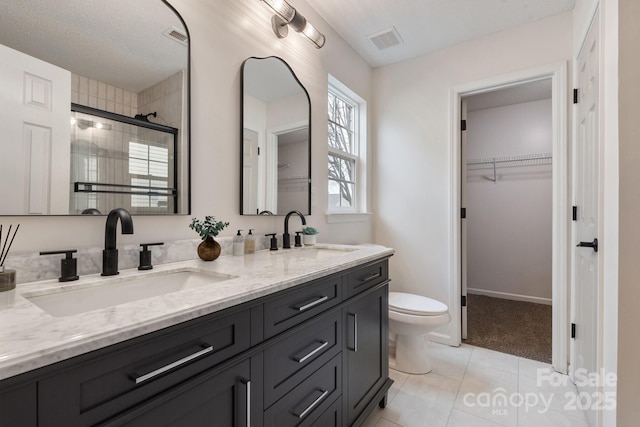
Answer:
[
  {"left": 466, "top": 99, "right": 552, "bottom": 301},
  {"left": 373, "top": 12, "right": 572, "bottom": 342},
  {"left": 1, "top": 0, "right": 374, "bottom": 255}
]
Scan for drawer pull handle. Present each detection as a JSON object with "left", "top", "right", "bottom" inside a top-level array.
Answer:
[
  {"left": 360, "top": 271, "right": 380, "bottom": 283},
  {"left": 293, "top": 389, "right": 329, "bottom": 419},
  {"left": 241, "top": 378, "right": 251, "bottom": 427},
  {"left": 348, "top": 313, "right": 358, "bottom": 352},
  {"left": 295, "top": 295, "right": 329, "bottom": 312},
  {"left": 292, "top": 340, "right": 329, "bottom": 364},
  {"left": 133, "top": 344, "right": 214, "bottom": 384}
]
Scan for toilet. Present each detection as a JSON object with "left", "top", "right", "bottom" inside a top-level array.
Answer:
[{"left": 388, "top": 292, "right": 450, "bottom": 374}]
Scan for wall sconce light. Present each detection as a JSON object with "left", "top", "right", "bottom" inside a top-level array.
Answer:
[{"left": 260, "top": 0, "right": 326, "bottom": 49}]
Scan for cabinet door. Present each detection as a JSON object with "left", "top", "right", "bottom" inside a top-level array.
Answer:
[
  {"left": 101, "top": 359, "right": 252, "bottom": 427},
  {"left": 344, "top": 284, "right": 389, "bottom": 426}
]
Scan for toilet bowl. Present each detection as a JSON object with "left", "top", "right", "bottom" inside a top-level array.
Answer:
[{"left": 388, "top": 292, "right": 450, "bottom": 374}]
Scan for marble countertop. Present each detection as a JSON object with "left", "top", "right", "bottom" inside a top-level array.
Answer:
[{"left": 0, "top": 243, "right": 393, "bottom": 381}]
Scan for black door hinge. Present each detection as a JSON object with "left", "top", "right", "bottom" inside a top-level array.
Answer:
[
  {"left": 571, "top": 323, "right": 576, "bottom": 339},
  {"left": 572, "top": 206, "right": 577, "bottom": 221},
  {"left": 257, "top": 147, "right": 261, "bottom": 155},
  {"left": 461, "top": 120, "right": 467, "bottom": 131},
  {"left": 462, "top": 295, "right": 467, "bottom": 307},
  {"left": 573, "top": 89, "right": 579, "bottom": 104},
  {"left": 461, "top": 208, "right": 467, "bottom": 219}
]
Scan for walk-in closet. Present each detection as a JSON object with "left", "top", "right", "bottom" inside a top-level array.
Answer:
[{"left": 462, "top": 80, "right": 553, "bottom": 362}]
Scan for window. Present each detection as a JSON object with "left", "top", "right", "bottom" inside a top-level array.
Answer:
[
  {"left": 128, "top": 141, "right": 169, "bottom": 209},
  {"left": 328, "top": 80, "right": 365, "bottom": 213}
]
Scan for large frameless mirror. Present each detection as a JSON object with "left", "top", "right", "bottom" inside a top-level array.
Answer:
[
  {"left": 241, "top": 57, "right": 311, "bottom": 216},
  {"left": 0, "top": 0, "right": 190, "bottom": 215}
]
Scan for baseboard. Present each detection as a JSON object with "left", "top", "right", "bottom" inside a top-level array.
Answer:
[{"left": 467, "top": 288, "right": 552, "bottom": 305}]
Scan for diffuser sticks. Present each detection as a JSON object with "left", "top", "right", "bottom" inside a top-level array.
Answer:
[
  {"left": 0, "top": 224, "right": 19, "bottom": 291},
  {"left": 0, "top": 224, "right": 20, "bottom": 269}
]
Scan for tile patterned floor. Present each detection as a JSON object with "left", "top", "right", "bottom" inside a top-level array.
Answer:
[{"left": 363, "top": 343, "right": 588, "bottom": 427}]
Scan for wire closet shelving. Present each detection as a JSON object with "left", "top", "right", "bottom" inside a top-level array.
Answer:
[{"left": 466, "top": 152, "right": 552, "bottom": 182}]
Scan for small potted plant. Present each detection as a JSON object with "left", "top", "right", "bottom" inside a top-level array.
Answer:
[
  {"left": 301, "top": 226, "right": 319, "bottom": 246},
  {"left": 189, "top": 216, "right": 229, "bottom": 261}
]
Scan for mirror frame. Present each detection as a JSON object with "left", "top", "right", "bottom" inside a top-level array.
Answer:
[
  {"left": 0, "top": 0, "right": 191, "bottom": 216},
  {"left": 240, "top": 56, "right": 312, "bottom": 216}
]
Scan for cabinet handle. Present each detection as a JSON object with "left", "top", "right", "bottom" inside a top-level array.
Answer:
[
  {"left": 292, "top": 340, "right": 329, "bottom": 363},
  {"left": 348, "top": 313, "right": 358, "bottom": 352},
  {"left": 294, "top": 295, "right": 329, "bottom": 312},
  {"left": 293, "top": 389, "right": 329, "bottom": 419},
  {"left": 360, "top": 271, "right": 380, "bottom": 283},
  {"left": 132, "top": 344, "right": 214, "bottom": 384},
  {"left": 241, "top": 378, "right": 251, "bottom": 427}
]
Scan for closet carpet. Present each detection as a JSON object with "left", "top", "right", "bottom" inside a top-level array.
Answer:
[{"left": 463, "top": 294, "right": 552, "bottom": 363}]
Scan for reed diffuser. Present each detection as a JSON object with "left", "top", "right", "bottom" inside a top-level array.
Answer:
[{"left": 0, "top": 224, "right": 20, "bottom": 292}]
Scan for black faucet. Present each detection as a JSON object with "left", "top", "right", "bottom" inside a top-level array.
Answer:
[
  {"left": 102, "top": 208, "right": 134, "bottom": 276},
  {"left": 283, "top": 210, "right": 306, "bottom": 249}
]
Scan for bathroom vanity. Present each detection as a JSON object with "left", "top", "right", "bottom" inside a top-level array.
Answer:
[{"left": 0, "top": 244, "right": 393, "bottom": 426}]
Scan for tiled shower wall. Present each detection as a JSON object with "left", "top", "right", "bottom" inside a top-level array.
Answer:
[
  {"left": 71, "top": 74, "right": 139, "bottom": 117},
  {"left": 137, "top": 70, "right": 184, "bottom": 129}
]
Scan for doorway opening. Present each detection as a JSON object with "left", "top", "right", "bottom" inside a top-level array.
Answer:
[
  {"left": 461, "top": 80, "right": 553, "bottom": 363},
  {"left": 450, "top": 62, "right": 569, "bottom": 373}
]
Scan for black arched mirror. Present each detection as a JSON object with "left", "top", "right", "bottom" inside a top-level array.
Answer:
[
  {"left": 0, "top": 0, "right": 190, "bottom": 215},
  {"left": 240, "top": 57, "right": 311, "bottom": 216}
]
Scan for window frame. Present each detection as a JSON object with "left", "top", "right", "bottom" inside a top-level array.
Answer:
[{"left": 327, "top": 77, "right": 367, "bottom": 216}]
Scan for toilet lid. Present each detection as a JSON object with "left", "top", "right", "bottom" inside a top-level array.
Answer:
[{"left": 389, "top": 292, "right": 448, "bottom": 316}]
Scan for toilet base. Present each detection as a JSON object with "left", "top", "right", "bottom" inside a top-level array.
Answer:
[{"left": 394, "top": 333, "right": 432, "bottom": 374}]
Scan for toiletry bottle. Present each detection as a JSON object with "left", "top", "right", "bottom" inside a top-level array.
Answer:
[
  {"left": 233, "top": 230, "right": 244, "bottom": 256},
  {"left": 244, "top": 229, "right": 256, "bottom": 254}
]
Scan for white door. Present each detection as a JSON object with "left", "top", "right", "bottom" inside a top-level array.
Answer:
[
  {"left": 571, "top": 12, "right": 599, "bottom": 426},
  {"left": 460, "top": 99, "right": 468, "bottom": 339},
  {"left": 0, "top": 44, "right": 71, "bottom": 214},
  {"left": 242, "top": 128, "right": 259, "bottom": 214}
]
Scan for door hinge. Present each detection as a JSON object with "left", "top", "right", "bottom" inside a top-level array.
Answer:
[
  {"left": 461, "top": 207, "right": 467, "bottom": 219},
  {"left": 573, "top": 89, "right": 579, "bottom": 104},
  {"left": 571, "top": 323, "right": 576, "bottom": 339},
  {"left": 572, "top": 206, "right": 577, "bottom": 221},
  {"left": 461, "top": 295, "right": 467, "bottom": 307},
  {"left": 257, "top": 147, "right": 261, "bottom": 155},
  {"left": 461, "top": 120, "right": 467, "bottom": 131}
]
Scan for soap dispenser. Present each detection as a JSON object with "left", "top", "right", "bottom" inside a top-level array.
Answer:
[
  {"left": 244, "top": 229, "right": 256, "bottom": 254},
  {"left": 233, "top": 230, "right": 245, "bottom": 256}
]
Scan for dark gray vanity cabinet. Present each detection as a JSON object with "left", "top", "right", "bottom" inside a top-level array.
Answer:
[{"left": 0, "top": 256, "right": 392, "bottom": 427}]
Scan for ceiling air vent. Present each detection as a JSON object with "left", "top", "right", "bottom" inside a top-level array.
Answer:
[
  {"left": 367, "top": 27, "right": 403, "bottom": 50},
  {"left": 163, "top": 27, "right": 188, "bottom": 46}
]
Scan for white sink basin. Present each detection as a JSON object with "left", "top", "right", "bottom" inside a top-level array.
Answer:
[{"left": 24, "top": 269, "right": 236, "bottom": 317}]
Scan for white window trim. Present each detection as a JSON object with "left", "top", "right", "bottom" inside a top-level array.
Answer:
[{"left": 327, "top": 75, "right": 368, "bottom": 221}]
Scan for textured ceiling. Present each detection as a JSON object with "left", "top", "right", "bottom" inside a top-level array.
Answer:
[
  {"left": 0, "top": 0, "right": 187, "bottom": 92},
  {"left": 305, "top": 0, "right": 576, "bottom": 67}
]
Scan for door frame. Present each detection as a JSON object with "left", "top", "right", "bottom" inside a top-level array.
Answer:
[{"left": 449, "top": 62, "right": 569, "bottom": 373}]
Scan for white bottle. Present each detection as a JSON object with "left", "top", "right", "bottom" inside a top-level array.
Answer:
[{"left": 233, "top": 230, "right": 244, "bottom": 256}]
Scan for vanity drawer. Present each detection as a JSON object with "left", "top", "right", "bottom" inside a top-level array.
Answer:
[
  {"left": 38, "top": 307, "right": 251, "bottom": 427},
  {"left": 263, "top": 353, "right": 342, "bottom": 427},
  {"left": 346, "top": 259, "right": 389, "bottom": 297},
  {"left": 263, "top": 273, "right": 343, "bottom": 339},
  {"left": 264, "top": 309, "right": 342, "bottom": 408}
]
